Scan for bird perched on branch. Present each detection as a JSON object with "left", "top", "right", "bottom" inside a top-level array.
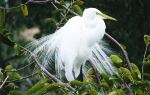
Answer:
[{"left": 27, "top": 8, "right": 117, "bottom": 81}]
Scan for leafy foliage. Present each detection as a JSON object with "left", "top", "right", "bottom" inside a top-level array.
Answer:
[{"left": 0, "top": 0, "right": 150, "bottom": 95}]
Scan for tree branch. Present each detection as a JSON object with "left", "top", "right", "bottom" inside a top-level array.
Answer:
[
  {"left": 0, "top": 76, "right": 9, "bottom": 89},
  {"left": 142, "top": 44, "right": 149, "bottom": 80},
  {"left": 105, "top": 33, "right": 133, "bottom": 72}
]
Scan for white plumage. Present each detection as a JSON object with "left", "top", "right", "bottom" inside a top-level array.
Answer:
[{"left": 27, "top": 8, "right": 117, "bottom": 81}]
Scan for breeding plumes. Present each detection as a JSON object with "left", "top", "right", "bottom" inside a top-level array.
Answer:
[{"left": 27, "top": 8, "right": 117, "bottom": 81}]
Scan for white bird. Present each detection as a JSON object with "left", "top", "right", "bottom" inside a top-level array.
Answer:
[{"left": 27, "top": 8, "right": 117, "bottom": 81}]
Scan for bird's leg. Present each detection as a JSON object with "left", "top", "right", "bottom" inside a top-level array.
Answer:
[
  {"left": 73, "top": 62, "right": 83, "bottom": 78},
  {"left": 65, "top": 63, "right": 74, "bottom": 81}
]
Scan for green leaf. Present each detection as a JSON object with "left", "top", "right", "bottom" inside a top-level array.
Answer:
[
  {"left": 74, "top": 0, "right": 84, "bottom": 6},
  {"left": 136, "top": 80, "right": 150, "bottom": 87},
  {"left": 5, "top": 65, "right": 13, "bottom": 71},
  {"left": 8, "top": 72, "right": 22, "bottom": 80},
  {"left": 14, "top": 44, "right": 21, "bottom": 55},
  {"left": 132, "top": 83, "right": 144, "bottom": 95},
  {"left": 0, "top": 72, "right": 3, "bottom": 79},
  {"left": 59, "top": 0, "right": 65, "bottom": 4},
  {"left": 80, "top": 89, "right": 98, "bottom": 95},
  {"left": 108, "top": 89, "right": 126, "bottom": 95},
  {"left": 101, "top": 73, "right": 114, "bottom": 87},
  {"left": 87, "top": 89, "right": 98, "bottom": 95},
  {"left": 110, "top": 55, "right": 123, "bottom": 67},
  {"left": 143, "top": 73, "right": 150, "bottom": 78},
  {"left": 131, "top": 63, "right": 141, "bottom": 79},
  {"left": 144, "top": 55, "right": 150, "bottom": 65},
  {"left": 25, "top": 79, "right": 47, "bottom": 95},
  {"left": 135, "top": 89, "right": 144, "bottom": 95},
  {"left": 5, "top": 65, "right": 22, "bottom": 80},
  {"left": 6, "top": 83, "right": 19, "bottom": 89},
  {"left": 70, "top": 80, "right": 88, "bottom": 87},
  {"left": 0, "top": 8, "right": 4, "bottom": 27},
  {"left": 109, "top": 75, "right": 119, "bottom": 80},
  {"left": 8, "top": 90, "right": 20, "bottom": 95},
  {"left": 144, "top": 35, "right": 150, "bottom": 45},
  {"left": 21, "top": 4, "right": 28, "bottom": 16},
  {"left": 101, "top": 79, "right": 109, "bottom": 88},
  {"left": 118, "top": 67, "right": 134, "bottom": 82},
  {"left": 44, "top": 18, "right": 57, "bottom": 24},
  {"left": 47, "top": 83, "right": 64, "bottom": 91},
  {"left": 34, "top": 83, "right": 50, "bottom": 95},
  {"left": 0, "top": 33, "right": 15, "bottom": 46},
  {"left": 73, "top": 5, "right": 83, "bottom": 16}
]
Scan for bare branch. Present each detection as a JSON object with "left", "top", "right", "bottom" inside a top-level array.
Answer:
[
  {"left": 142, "top": 44, "right": 149, "bottom": 80},
  {"left": 0, "top": 76, "right": 9, "bottom": 89},
  {"left": 105, "top": 33, "right": 133, "bottom": 72}
]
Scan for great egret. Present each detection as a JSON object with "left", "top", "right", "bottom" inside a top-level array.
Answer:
[{"left": 27, "top": 8, "right": 117, "bottom": 81}]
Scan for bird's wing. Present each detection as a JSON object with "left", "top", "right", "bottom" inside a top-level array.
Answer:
[
  {"left": 87, "top": 43, "right": 117, "bottom": 76},
  {"left": 26, "top": 16, "right": 84, "bottom": 81}
]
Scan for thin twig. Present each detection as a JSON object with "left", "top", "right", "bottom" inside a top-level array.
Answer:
[
  {"left": 2, "top": 72, "right": 38, "bottom": 83},
  {"left": 0, "top": 76, "right": 9, "bottom": 89},
  {"left": 105, "top": 33, "right": 133, "bottom": 72},
  {"left": 50, "top": 2, "right": 68, "bottom": 22},
  {"left": 5, "top": 62, "right": 33, "bottom": 72},
  {"left": 54, "top": 0, "right": 79, "bottom": 16},
  {"left": 142, "top": 44, "right": 149, "bottom": 80},
  {"left": 3, "top": 55, "right": 21, "bottom": 63},
  {"left": 124, "top": 82, "right": 134, "bottom": 95}
]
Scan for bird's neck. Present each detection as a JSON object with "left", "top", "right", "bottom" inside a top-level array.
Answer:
[{"left": 83, "top": 18, "right": 97, "bottom": 28}]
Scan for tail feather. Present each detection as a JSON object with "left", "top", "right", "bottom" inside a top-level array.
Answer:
[
  {"left": 26, "top": 34, "right": 64, "bottom": 79},
  {"left": 88, "top": 44, "right": 117, "bottom": 76}
]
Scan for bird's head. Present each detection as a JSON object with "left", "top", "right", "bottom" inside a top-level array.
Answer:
[{"left": 83, "top": 8, "right": 117, "bottom": 21}]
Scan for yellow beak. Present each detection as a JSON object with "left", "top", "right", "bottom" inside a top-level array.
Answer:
[{"left": 96, "top": 12, "right": 117, "bottom": 21}]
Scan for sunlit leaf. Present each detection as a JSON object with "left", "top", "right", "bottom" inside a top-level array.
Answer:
[
  {"left": 144, "top": 35, "right": 150, "bottom": 45},
  {"left": 44, "top": 18, "right": 57, "bottom": 24},
  {"left": 101, "top": 79, "right": 109, "bottom": 88},
  {"left": 59, "top": 0, "right": 65, "bottom": 4},
  {"left": 46, "top": 83, "right": 64, "bottom": 91},
  {"left": 5, "top": 65, "right": 13, "bottom": 71},
  {"left": 144, "top": 55, "right": 150, "bottom": 65},
  {"left": 80, "top": 89, "right": 98, "bottom": 95},
  {"left": 118, "top": 67, "right": 134, "bottom": 82},
  {"left": 74, "top": 0, "right": 84, "bottom": 6},
  {"left": 25, "top": 79, "right": 47, "bottom": 95},
  {"left": 110, "top": 55, "right": 123, "bottom": 67},
  {"left": 0, "top": 72, "right": 3, "bottom": 79},
  {"left": 14, "top": 44, "right": 21, "bottom": 55},
  {"left": 108, "top": 89, "right": 126, "bottom": 95},
  {"left": 9, "top": 72, "right": 22, "bottom": 80},
  {"left": 34, "top": 83, "right": 50, "bottom": 95},
  {"left": 70, "top": 80, "right": 89, "bottom": 87},
  {"left": 131, "top": 63, "right": 141, "bottom": 79},
  {"left": 21, "top": 4, "right": 28, "bottom": 16},
  {"left": 73, "top": 5, "right": 83, "bottom": 16},
  {"left": 101, "top": 73, "right": 114, "bottom": 87}
]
